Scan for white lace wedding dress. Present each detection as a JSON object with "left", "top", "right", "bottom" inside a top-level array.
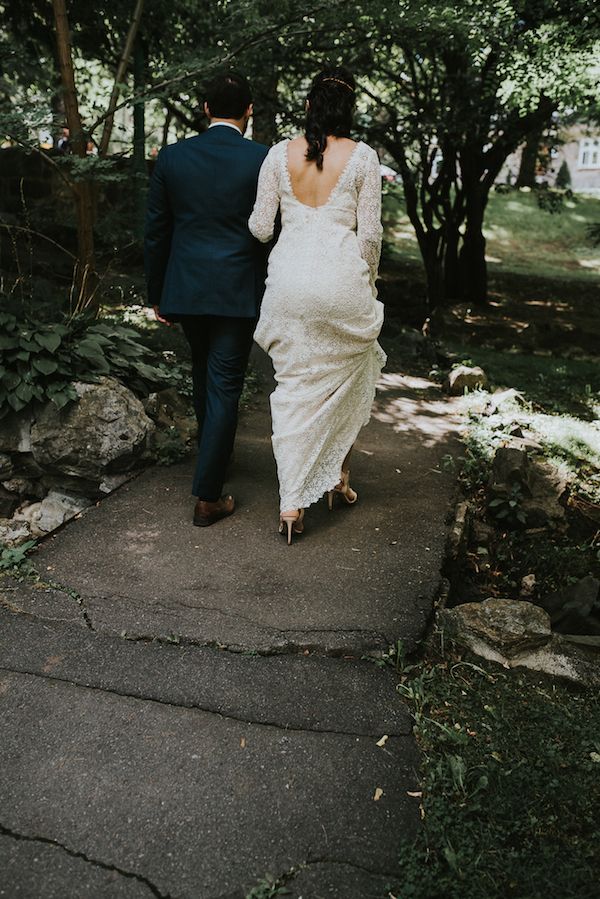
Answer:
[{"left": 248, "top": 139, "right": 386, "bottom": 512}]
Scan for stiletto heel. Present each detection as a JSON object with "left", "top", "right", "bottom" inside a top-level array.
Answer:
[
  {"left": 278, "top": 509, "right": 304, "bottom": 545},
  {"left": 327, "top": 470, "right": 358, "bottom": 510}
]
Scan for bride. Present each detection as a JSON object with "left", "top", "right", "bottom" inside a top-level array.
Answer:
[{"left": 248, "top": 66, "right": 386, "bottom": 544}]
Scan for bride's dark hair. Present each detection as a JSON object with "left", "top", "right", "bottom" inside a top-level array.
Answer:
[{"left": 305, "top": 66, "right": 356, "bottom": 170}]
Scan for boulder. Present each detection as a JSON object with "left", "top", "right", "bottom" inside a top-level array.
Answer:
[
  {"left": 483, "top": 388, "right": 526, "bottom": 416},
  {"left": 446, "top": 365, "right": 489, "bottom": 395},
  {"left": 30, "top": 377, "right": 154, "bottom": 480},
  {"left": 541, "top": 576, "right": 600, "bottom": 636},
  {"left": 440, "top": 599, "right": 600, "bottom": 687},
  {"left": 521, "top": 459, "right": 568, "bottom": 528},
  {"left": 0, "top": 517, "right": 33, "bottom": 548},
  {"left": 489, "top": 446, "right": 531, "bottom": 496},
  {"left": 15, "top": 491, "right": 92, "bottom": 537},
  {"left": 440, "top": 598, "right": 551, "bottom": 659},
  {"left": 0, "top": 453, "right": 13, "bottom": 478},
  {"left": 0, "top": 411, "right": 33, "bottom": 453},
  {"left": 1, "top": 477, "right": 44, "bottom": 499},
  {"left": 0, "top": 486, "right": 20, "bottom": 518}
]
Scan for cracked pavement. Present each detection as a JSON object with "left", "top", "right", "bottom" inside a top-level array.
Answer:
[{"left": 0, "top": 349, "right": 460, "bottom": 898}]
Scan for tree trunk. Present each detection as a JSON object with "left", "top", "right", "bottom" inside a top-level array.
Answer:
[
  {"left": 52, "top": 0, "right": 96, "bottom": 308},
  {"left": 443, "top": 222, "right": 461, "bottom": 301},
  {"left": 416, "top": 230, "right": 444, "bottom": 312},
  {"left": 515, "top": 123, "right": 544, "bottom": 188},
  {"left": 459, "top": 195, "right": 488, "bottom": 305},
  {"left": 132, "top": 37, "right": 147, "bottom": 241},
  {"left": 98, "top": 0, "right": 145, "bottom": 156}
]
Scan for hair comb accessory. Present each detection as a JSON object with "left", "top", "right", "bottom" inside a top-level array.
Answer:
[{"left": 322, "top": 77, "right": 354, "bottom": 92}]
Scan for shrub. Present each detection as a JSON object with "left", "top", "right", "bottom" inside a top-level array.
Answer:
[
  {"left": 554, "top": 159, "right": 571, "bottom": 189},
  {"left": 0, "top": 310, "right": 180, "bottom": 419}
]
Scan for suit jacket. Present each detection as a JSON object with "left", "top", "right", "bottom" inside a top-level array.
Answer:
[{"left": 144, "top": 126, "right": 269, "bottom": 318}]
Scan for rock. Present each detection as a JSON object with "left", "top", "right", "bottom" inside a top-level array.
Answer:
[
  {"left": 30, "top": 377, "right": 155, "bottom": 480},
  {"left": 541, "top": 576, "right": 600, "bottom": 636},
  {"left": 0, "top": 453, "right": 13, "bottom": 478},
  {"left": 1, "top": 478, "right": 45, "bottom": 499},
  {"left": 10, "top": 453, "right": 44, "bottom": 478},
  {"left": 144, "top": 388, "right": 196, "bottom": 446},
  {"left": 14, "top": 491, "right": 92, "bottom": 537},
  {"left": 472, "top": 519, "right": 495, "bottom": 547},
  {"left": 439, "top": 599, "right": 600, "bottom": 687},
  {"left": 508, "top": 634, "right": 600, "bottom": 687},
  {"left": 99, "top": 473, "right": 134, "bottom": 494},
  {"left": 0, "top": 411, "right": 33, "bottom": 453},
  {"left": 40, "top": 473, "right": 103, "bottom": 498},
  {"left": 440, "top": 598, "right": 551, "bottom": 659},
  {"left": 0, "top": 486, "right": 20, "bottom": 518},
  {"left": 489, "top": 446, "right": 531, "bottom": 496},
  {"left": 483, "top": 388, "right": 526, "bottom": 415},
  {"left": 520, "top": 574, "right": 537, "bottom": 598},
  {"left": 0, "top": 518, "right": 33, "bottom": 548},
  {"left": 521, "top": 459, "right": 568, "bottom": 528},
  {"left": 446, "top": 501, "right": 471, "bottom": 561},
  {"left": 446, "top": 365, "right": 489, "bottom": 395}
]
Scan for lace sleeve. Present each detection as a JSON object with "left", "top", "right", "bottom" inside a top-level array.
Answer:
[
  {"left": 249, "top": 147, "right": 281, "bottom": 243},
  {"left": 357, "top": 147, "right": 383, "bottom": 290}
]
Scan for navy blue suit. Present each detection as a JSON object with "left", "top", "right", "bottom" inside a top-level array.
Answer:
[{"left": 144, "top": 125, "right": 269, "bottom": 501}]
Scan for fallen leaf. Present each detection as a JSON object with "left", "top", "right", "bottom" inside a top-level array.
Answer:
[
  {"left": 376, "top": 735, "right": 389, "bottom": 747},
  {"left": 406, "top": 791, "right": 422, "bottom": 798},
  {"left": 590, "top": 752, "right": 600, "bottom": 763},
  {"left": 240, "top": 738, "right": 246, "bottom": 749},
  {"left": 374, "top": 787, "right": 384, "bottom": 801}
]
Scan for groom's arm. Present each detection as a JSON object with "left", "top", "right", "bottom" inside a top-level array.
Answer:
[{"left": 144, "top": 148, "right": 173, "bottom": 311}]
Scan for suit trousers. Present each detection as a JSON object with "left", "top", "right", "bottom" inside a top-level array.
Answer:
[{"left": 179, "top": 315, "right": 255, "bottom": 501}]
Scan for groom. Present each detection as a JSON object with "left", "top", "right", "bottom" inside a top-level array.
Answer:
[{"left": 144, "top": 72, "right": 269, "bottom": 527}]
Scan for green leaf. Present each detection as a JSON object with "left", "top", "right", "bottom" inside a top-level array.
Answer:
[
  {"left": 34, "top": 331, "right": 62, "bottom": 353},
  {"left": 7, "top": 392, "right": 26, "bottom": 411},
  {"left": 15, "top": 382, "right": 33, "bottom": 403},
  {"left": 488, "top": 498, "right": 505, "bottom": 508},
  {"left": 0, "top": 334, "right": 19, "bottom": 350},
  {"left": 19, "top": 338, "right": 39, "bottom": 351},
  {"left": 3, "top": 371, "right": 21, "bottom": 390},
  {"left": 32, "top": 357, "right": 59, "bottom": 375},
  {"left": 50, "top": 391, "right": 72, "bottom": 410}
]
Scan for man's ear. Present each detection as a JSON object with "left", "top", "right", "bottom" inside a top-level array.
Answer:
[{"left": 203, "top": 101, "right": 211, "bottom": 119}]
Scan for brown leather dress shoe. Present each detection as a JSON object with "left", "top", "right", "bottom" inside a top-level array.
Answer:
[{"left": 193, "top": 494, "right": 235, "bottom": 527}]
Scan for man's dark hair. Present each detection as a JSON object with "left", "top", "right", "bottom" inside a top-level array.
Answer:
[{"left": 204, "top": 72, "right": 252, "bottom": 119}]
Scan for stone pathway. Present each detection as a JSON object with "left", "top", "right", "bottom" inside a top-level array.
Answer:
[{"left": 0, "top": 349, "right": 460, "bottom": 898}]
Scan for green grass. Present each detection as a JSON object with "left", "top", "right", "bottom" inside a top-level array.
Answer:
[
  {"left": 484, "top": 190, "right": 600, "bottom": 283},
  {"left": 393, "top": 648, "right": 600, "bottom": 899},
  {"left": 382, "top": 185, "right": 600, "bottom": 283}
]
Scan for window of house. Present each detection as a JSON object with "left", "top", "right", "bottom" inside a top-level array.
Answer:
[{"left": 578, "top": 138, "right": 600, "bottom": 169}]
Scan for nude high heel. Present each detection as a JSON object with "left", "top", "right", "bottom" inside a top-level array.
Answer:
[
  {"left": 278, "top": 509, "right": 305, "bottom": 545},
  {"left": 327, "top": 470, "right": 358, "bottom": 510}
]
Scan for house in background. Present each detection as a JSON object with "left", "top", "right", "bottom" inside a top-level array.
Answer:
[{"left": 500, "top": 124, "right": 600, "bottom": 196}]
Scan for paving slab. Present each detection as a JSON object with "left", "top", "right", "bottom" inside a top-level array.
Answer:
[
  {"left": 31, "top": 358, "right": 460, "bottom": 655},
  {"left": 0, "top": 669, "right": 419, "bottom": 898},
  {"left": 0, "top": 609, "right": 411, "bottom": 736}
]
